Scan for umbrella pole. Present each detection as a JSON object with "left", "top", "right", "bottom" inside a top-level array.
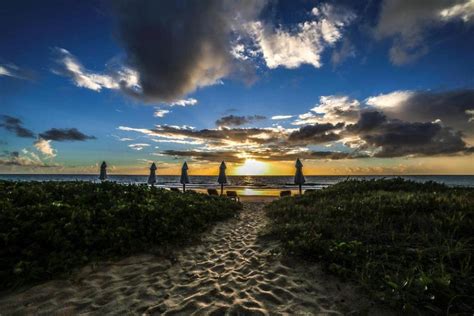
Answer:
[
  {"left": 299, "top": 184, "right": 302, "bottom": 195},
  {"left": 183, "top": 183, "right": 185, "bottom": 192},
  {"left": 221, "top": 184, "right": 224, "bottom": 196}
]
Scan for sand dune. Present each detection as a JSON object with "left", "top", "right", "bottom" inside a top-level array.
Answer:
[{"left": 0, "top": 202, "right": 386, "bottom": 315}]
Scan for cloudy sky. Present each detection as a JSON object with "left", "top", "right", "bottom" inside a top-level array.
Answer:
[{"left": 1, "top": 0, "right": 474, "bottom": 175}]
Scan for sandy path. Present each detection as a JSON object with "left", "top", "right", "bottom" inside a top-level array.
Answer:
[{"left": 0, "top": 202, "right": 380, "bottom": 315}]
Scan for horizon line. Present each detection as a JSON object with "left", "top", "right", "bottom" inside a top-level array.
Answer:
[{"left": 1, "top": 173, "right": 474, "bottom": 177}]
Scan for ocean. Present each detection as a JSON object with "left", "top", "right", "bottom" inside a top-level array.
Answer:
[{"left": 1, "top": 174, "right": 473, "bottom": 196}]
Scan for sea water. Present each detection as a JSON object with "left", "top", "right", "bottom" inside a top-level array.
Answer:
[{"left": 1, "top": 174, "right": 473, "bottom": 195}]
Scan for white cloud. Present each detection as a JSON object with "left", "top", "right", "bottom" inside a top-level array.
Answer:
[
  {"left": 166, "top": 125, "right": 195, "bottom": 130},
  {"left": 53, "top": 48, "right": 139, "bottom": 92},
  {"left": 439, "top": 0, "right": 474, "bottom": 22},
  {"left": 366, "top": 91, "right": 414, "bottom": 109},
  {"left": 20, "top": 149, "right": 43, "bottom": 164},
  {"left": 230, "top": 43, "right": 249, "bottom": 60},
  {"left": 118, "top": 126, "right": 156, "bottom": 136},
  {"left": 467, "top": 110, "right": 474, "bottom": 122},
  {"left": 154, "top": 109, "right": 170, "bottom": 117},
  {"left": 246, "top": 21, "right": 322, "bottom": 68},
  {"left": 111, "top": 134, "right": 134, "bottom": 141},
  {"left": 293, "top": 95, "right": 361, "bottom": 125},
  {"left": 0, "top": 63, "right": 33, "bottom": 80},
  {"left": 128, "top": 143, "right": 150, "bottom": 151},
  {"left": 168, "top": 98, "right": 198, "bottom": 107},
  {"left": 0, "top": 65, "right": 12, "bottom": 77},
  {"left": 242, "top": 4, "right": 355, "bottom": 69},
  {"left": 34, "top": 138, "right": 56, "bottom": 157},
  {"left": 152, "top": 139, "right": 204, "bottom": 145},
  {"left": 271, "top": 115, "right": 294, "bottom": 120},
  {"left": 0, "top": 150, "right": 53, "bottom": 168}
]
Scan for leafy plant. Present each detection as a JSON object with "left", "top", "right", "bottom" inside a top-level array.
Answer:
[
  {"left": 0, "top": 181, "right": 241, "bottom": 290},
  {"left": 265, "top": 178, "right": 474, "bottom": 314}
]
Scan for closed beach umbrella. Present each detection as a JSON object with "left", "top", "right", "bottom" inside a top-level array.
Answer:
[
  {"left": 99, "top": 161, "right": 107, "bottom": 181},
  {"left": 218, "top": 161, "right": 227, "bottom": 195},
  {"left": 180, "top": 161, "right": 190, "bottom": 192},
  {"left": 148, "top": 162, "right": 157, "bottom": 185},
  {"left": 294, "top": 158, "right": 305, "bottom": 195}
]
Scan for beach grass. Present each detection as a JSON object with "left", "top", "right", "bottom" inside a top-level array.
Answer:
[
  {"left": 265, "top": 179, "right": 474, "bottom": 314},
  {"left": 0, "top": 180, "right": 241, "bottom": 290}
]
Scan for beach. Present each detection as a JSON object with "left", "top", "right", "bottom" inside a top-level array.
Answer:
[
  {"left": 1, "top": 179, "right": 472, "bottom": 314},
  {"left": 0, "top": 200, "right": 385, "bottom": 315},
  {"left": 3, "top": 0, "right": 474, "bottom": 314}
]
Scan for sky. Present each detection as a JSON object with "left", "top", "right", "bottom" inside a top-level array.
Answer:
[{"left": 1, "top": 0, "right": 474, "bottom": 175}]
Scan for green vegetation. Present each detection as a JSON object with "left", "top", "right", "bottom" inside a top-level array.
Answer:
[
  {"left": 0, "top": 181, "right": 241, "bottom": 290},
  {"left": 265, "top": 179, "right": 474, "bottom": 314}
]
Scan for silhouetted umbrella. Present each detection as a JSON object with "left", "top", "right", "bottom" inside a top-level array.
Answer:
[
  {"left": 180, "top": 161, "right": 190, "bottom": 192},
  {"left": 294, "top": 158, "right": 305, "bottom": 195},
  {"left": 148, "top": 162, "right": 157, "bottom": 185},
  {"left": 99, "top": 161, "right": 107, "bottom": 181},
  {"left": 218, "top": 161, "right": 227, "bottom": 195}
]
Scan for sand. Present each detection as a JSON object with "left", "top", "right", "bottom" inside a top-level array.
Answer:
[{"left": 0, "top": 201, "right": 388, "bottom": 315}]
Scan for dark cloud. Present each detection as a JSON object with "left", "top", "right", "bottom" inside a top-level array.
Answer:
[
  {"left": 346, "top": 111, "right": 386, "bottom": 132},
  {"left": 288, "top": 122, "right": 344, "bottom": 144},
  {"left": 138, "top": 124, "right": 366, "bottom": 161},
  {"left": 0, "top": 115, "right": 35, "bottom": 138},
  {"left": 151, "top": 125, "right": 279, "bottom": 144},
  {"left": 215, "top": 115, "right": 266, "bottom": 127},
  {"left": 374, "top": 0, "right": 474, "bottom": 65},
  {"left": 122, "top": 92, "right": 474, "bottom": 161},
  {"left": 149, "top": 117, "right": 472, "bottom": 159},
  {"left": 111, "top": 0, "right": 266, "bottom": 102},
  {"left": 347, "top": 111, "right": 471, "bottom": 157},
  {"left": 162, "top": 148, "right": 365, "bottom": 163},
  {"left": 373, "top": 89, "right": 474, "bottom": 137},
  {"left": 253, "top": 148, "right": 366, "bottom": 161},
  {"left": 39, "top": 128, "right": 96, "bottom": 142},
  {"left": 163, "top": 150, "right": 245, "bottom": 163},
  {"left": 304, "top": 151, "right": 366, "bottom": 160}
]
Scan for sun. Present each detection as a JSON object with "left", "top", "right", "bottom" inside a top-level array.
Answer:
[{"left": 235, "top": 159, "right": 269, "bottom": 175}]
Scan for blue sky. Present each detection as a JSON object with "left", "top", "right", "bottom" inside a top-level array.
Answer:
[{"left": 1, "top": 0, "right": 474, "bottom": 175}]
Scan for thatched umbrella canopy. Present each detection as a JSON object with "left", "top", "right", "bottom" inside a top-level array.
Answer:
[
  {"left": 180, "top": 161, "right": 190, "bottom": 192},
  {"left": 99, "top": 161, "right": 107, "bottom": 181},
  {"left": 217, "top": 161, "right": 227, "bottom": 195},
  {"left": 148, "top": 162, "right": 157, "bottom": 185},
  {"left": 294, "top": 158, "right": 305, "bottom": 195}
]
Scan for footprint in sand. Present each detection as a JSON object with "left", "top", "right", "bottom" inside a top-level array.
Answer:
[{"left": 0, "top": 202, "right": 387, "bottom": 315}]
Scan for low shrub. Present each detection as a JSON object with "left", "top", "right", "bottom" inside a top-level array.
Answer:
[
  {"left": 265, "top": 178, "right": 474, "bottom": 314},
  {"left": 0, "top": 181, "right": 241, "bottom": 290}
]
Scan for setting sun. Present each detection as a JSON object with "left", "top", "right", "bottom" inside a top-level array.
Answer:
[{"left": 235, "top": 159, "right": 269, "bottom": 175}]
